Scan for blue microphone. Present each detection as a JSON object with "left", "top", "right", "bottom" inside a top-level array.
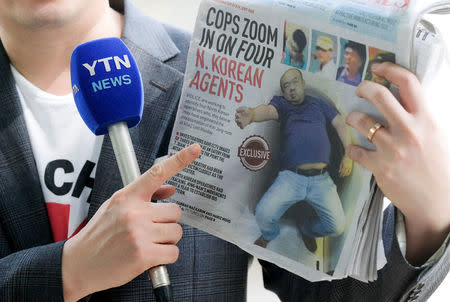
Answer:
[{"left": 71, "top": 37, "right": 173, "bottom": 302}]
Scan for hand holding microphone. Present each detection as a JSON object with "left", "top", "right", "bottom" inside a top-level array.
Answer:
[
  {"left": 62, "top": 38, "right": 197, "bottom": 301},
  {"left": 62, "top": 143, "right": 200, "bottom": 301}
]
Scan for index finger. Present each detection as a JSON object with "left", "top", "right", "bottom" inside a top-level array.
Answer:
[
  {"left": 355, "top": 80, "right": 406, "bottom": 126},
  {"left": 127, "top": 144, "right": 201, "bottom": 200},
  {"left": 371, "top": 62, "right": 425, "bottom": 114}
]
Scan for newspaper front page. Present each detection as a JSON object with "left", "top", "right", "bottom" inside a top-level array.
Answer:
[{"left": 164, "top": 0, "right": 448, "bottom": 281}]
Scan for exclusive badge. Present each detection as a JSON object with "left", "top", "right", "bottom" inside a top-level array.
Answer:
[{"left": 237, "top": 135, "right": 272, "bottom": 171}]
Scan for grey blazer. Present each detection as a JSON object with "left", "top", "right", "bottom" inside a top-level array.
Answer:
[
  {"left": 0, "top": 1, "right": 249, "bottom": 301},
  {"left": 0, "top": 0, "right": 447, "bottom": 301}
]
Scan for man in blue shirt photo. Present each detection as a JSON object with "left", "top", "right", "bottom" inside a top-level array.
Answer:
[{"left": 235, "top": 68, "right": 353, "bottom": 252}]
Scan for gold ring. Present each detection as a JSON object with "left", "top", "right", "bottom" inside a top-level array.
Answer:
[{"left": 367, "top": 122, "right": 383, "bottom": 142}]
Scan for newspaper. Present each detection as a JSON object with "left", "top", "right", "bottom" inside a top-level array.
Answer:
[{"left": 163, "top": 0, "right": 450, "bottom": 282}]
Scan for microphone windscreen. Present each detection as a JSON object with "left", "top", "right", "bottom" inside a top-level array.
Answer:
[{"left": 70, "top": 37, "right": 143, "bottom": 135}]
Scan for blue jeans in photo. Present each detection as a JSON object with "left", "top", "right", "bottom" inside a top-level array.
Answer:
[{"left": 255, "top": 170, "right": 345, "bottom": 240}]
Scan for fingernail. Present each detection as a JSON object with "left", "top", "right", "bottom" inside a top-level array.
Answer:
[
  {"left": 188, "top": 144, "right": 201, "bottom": 155},
  {"left": 371, "top": 63, "right": 380, "bottom": 72}
]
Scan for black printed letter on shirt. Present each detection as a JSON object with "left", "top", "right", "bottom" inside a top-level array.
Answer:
[
  {"left": 72, "top": 160, "right": 95, "bottom": 198},
  {"left": 44, "top": 160, "right": 74, "bottom": 196}
]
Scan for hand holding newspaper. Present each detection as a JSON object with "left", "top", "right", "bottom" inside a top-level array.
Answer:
[{"left": 164, "top": 0, "right": 450, "bottom": 282}]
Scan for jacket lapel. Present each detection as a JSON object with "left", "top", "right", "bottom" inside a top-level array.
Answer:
[
  {"left": 0, "top": 41, "right": 53, "bottom": 250},
  {"left": 88, "top": 0, "right": 184, "bottom": 219}
]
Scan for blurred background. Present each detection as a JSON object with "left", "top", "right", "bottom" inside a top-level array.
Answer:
[{"left": 132, "top": 0, "right": 448, "bottom": 301}]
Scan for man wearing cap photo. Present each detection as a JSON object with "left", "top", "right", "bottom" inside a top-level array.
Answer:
[{"left": 312, "top": 35, "right": 337, "bottom": 79}]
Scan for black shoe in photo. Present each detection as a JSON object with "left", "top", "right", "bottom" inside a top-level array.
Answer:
[
  {"left": 254, "top": 235, "right": 270, "bottom": 248},
  {"left": 300, "top": 232, "right": 317, "bottom": 253}
]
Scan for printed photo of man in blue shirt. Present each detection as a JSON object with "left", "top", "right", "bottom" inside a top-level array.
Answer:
[{"left": 235, "top": 68, "right": 353, "bottom": 253}]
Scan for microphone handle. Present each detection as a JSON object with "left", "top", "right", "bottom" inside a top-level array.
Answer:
[{"left": 108, "top": 122, "right": 174, "bottom": 302}]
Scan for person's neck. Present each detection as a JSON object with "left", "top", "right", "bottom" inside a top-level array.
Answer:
[
  {"left": 346, "top": 68, "right": 359, "bottom": 81},
  {"left": 1, "top": 3, "right": 124, "bottom": 95},
  {"left": 320, "top": 58, "right": 330, "bottom": 70}
]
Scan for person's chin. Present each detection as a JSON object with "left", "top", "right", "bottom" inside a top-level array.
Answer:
[
  {"left": 288, "top": 98, "right": 301, "bottom": 104},
  {"left": 15, "top": 0, "right": 80, "bottom": 27}
]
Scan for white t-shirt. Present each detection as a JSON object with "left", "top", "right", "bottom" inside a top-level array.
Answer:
[
  {"left": 317, "top": 60, "right": 337, "bottom": 80},
  {"left": 11, "top": 65, "right": 103, "bottom": 242}
]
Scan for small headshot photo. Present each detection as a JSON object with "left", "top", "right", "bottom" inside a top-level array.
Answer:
[
  {"left": 365, "top": 48, "right": 396, "bottom": 88},
  {"left": 336, "top": 39, "right": 367, "bottom": 87},
  {"left": 309, "top": 31, "right": 338, "bottom": 80},
  {"left": 282, "top": 21, "right": 309, "bottom": 70}
]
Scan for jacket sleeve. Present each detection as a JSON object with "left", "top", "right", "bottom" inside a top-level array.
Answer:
[
  {"left": 389, "top": 204, "right": 450, "bottom": 302},
  {"left": 0, "top": 223, "right": 65, "bottom": 302}
]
